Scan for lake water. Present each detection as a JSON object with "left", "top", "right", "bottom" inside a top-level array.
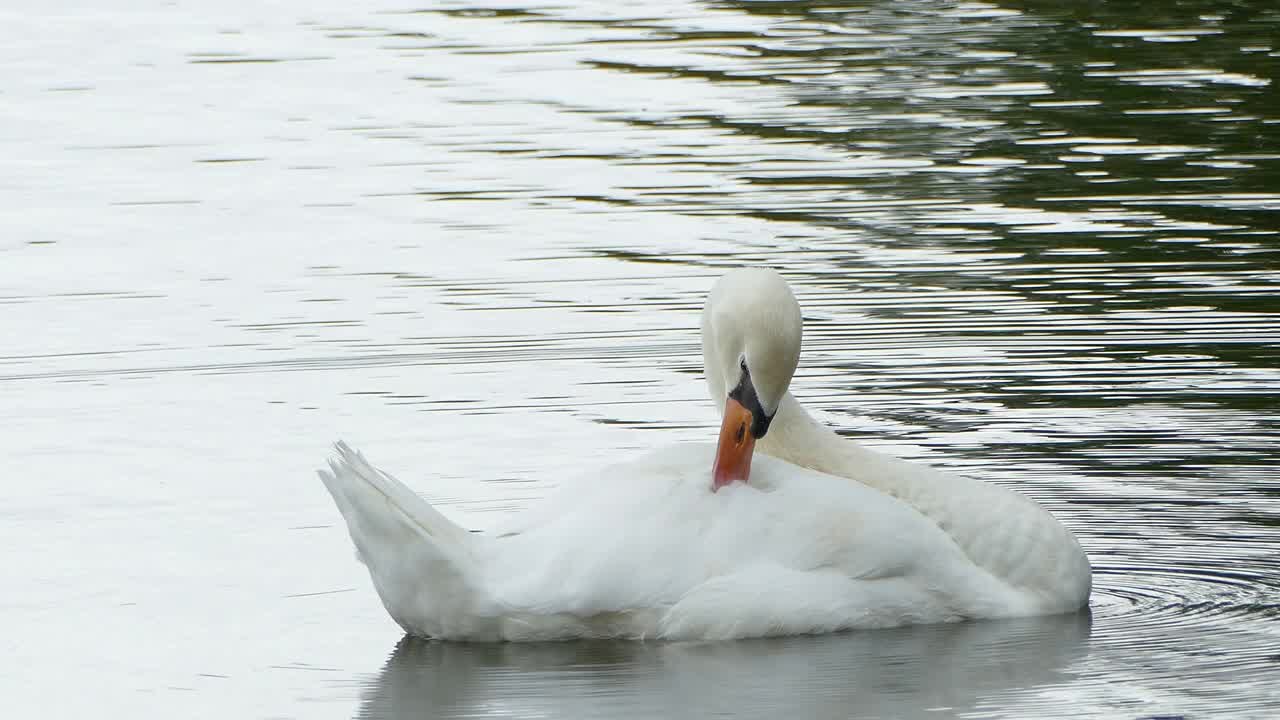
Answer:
[{"left": 3, "top": 0, "right": 1278, "bottom": 718}]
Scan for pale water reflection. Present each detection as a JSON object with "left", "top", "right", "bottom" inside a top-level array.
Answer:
[
  {"left": 361, "top": 614, "right": 1093, "bottom": 720},
  {"left": 2, "top": 0, "right": 1278, "bottom": 718}
]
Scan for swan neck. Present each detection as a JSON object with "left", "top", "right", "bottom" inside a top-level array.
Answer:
[
  {"left": 757, "top": 393, "right": 905, "bottom": 496},
  {"left": 758, "top": 394, "right": 857, "bottom": 475}
]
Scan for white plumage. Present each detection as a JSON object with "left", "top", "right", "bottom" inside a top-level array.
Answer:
[{"left": 319, "top": 269, "right": 1091, "bottom": 641}]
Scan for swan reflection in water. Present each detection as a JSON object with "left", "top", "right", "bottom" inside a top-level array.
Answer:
[{"left": 356, "top": 611, "right": 1091, "bottom": 720}]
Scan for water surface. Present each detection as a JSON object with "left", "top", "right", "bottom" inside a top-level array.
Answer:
[{"left": 2, "top": 1, "right": 1278, "bottom": 718}]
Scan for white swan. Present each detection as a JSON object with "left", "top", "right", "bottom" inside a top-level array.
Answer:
[{"left": 320, "top": 268, "right": 1090, "bottom": 641}]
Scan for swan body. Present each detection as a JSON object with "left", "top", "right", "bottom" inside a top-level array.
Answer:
[{"left": 320, "top": 268, "right": 1091, "bottom": 641}]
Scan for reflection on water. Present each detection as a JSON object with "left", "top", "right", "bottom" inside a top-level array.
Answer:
[
  {"left": 2, "top": 0, "right": 1278, "bottom": 718},
  {"left": 360, "top": 614, "right": 1093, "bottom": 720}
]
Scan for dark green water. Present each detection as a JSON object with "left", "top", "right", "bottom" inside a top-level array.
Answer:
[{"left": 2, "top": 1, "right": 1276, "bottom": 718}]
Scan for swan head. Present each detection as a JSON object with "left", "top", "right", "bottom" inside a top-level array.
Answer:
[{"left": 701, "top": 268, "right": 802, "bottom": 490}]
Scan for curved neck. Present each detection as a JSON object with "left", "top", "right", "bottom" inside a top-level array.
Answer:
[
  {"left": 756, "top": 393, "right": 910, "bottom": 500},
  {"left": 757, "top": 394, "right": 857, "bottom": 475}
]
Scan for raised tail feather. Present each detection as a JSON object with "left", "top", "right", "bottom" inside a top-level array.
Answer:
[{"left": 318, "top": 441, "right": 490, "bottom": 638}]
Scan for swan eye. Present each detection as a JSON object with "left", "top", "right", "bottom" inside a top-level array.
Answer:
[{"left": 739, "top": 357, "right": 748, "bottom": 373}]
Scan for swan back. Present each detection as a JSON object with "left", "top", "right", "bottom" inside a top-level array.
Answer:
[{"left": 760, "top": 396, "right": 1092, "bottom": 611}]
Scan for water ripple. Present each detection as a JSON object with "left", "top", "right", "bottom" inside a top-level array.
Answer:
[{"left": 2, "top": 0, "right": 1278, "bottom": 718}]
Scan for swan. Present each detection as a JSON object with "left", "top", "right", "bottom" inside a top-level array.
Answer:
[{"left": 319, "top": 268, "right": 1090, "bottom": 641}]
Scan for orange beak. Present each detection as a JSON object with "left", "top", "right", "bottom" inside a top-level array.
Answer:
[{"left": 712, "top": 397, "right": 756, "bottom": 491}]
